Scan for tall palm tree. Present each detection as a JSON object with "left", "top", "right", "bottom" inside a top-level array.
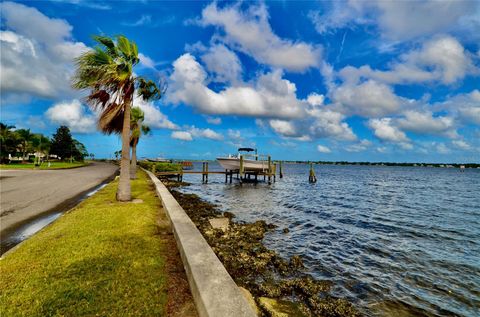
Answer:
[
  {"left": 130, "top": 107, "right": 151, "bottom": 179},
  {"left": 72, "top": 35, "right": 163, "bottom": 201}
]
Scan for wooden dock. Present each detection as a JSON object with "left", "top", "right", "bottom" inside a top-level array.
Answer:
[{"left": 154, "top": 161, "right": 278, "bottom": 184}]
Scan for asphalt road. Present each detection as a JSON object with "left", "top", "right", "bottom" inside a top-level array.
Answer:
[{"left": 0, "top": 162, "right": 118, "bottom": 236}]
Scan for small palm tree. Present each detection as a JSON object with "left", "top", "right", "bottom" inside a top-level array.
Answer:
[
  {"left": 72, "top": 35, "right": 163, "bottom": 201},
  {"left": 130, "top": 107, "right": 151, "bottom": 179},
  {"left": 16, "top": 129, "right": 34, "bottom": 162},
  {"left": 32, "top": 134, "right": 51, "bottom": 166}
]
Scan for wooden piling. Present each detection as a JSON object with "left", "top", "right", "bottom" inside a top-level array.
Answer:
[
  {"left": 309, "top": 162, "right": 317, "bottom": 183},
  {"left": 240, "top": 155, "right": 244, "bottom": 179},
  {"left": 205, "top": 162, "right": 209, "bottom": 183},
  {"left": 279, "top": 161, "right": 283, "bottom": 178},
  {"left": 267, "top": 155, "right": 272, "bottom": 184}
]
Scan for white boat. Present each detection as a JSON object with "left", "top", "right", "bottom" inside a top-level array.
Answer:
[{"left": 217, "top": 148, "right": 271, "bottom": 172}]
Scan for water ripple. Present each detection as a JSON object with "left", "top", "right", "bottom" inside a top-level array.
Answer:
[{"left": 180, "top": 164, "right": 480, "bottom": 317}]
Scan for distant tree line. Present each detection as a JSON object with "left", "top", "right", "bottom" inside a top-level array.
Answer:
[
  {"left": 281, "top": 160, "right": 480, "bottom": 168},
  {"left": 0, "top": 124, "right": 88, "bottom": 164}
]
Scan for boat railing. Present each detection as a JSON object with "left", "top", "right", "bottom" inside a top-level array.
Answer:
[{"left": 240, "top": 153, "right": 270, "bottom": 161}]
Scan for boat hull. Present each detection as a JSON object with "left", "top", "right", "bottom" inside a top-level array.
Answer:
[{"left": 216, "top": 157, "right": 269, "bottom": 171}]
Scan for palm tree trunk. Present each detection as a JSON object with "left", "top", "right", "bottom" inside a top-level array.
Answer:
[
  {"left": 130, "top": 141, "right": 137, "bottom": 179},
  {"left": 116, "top": 88, "right": 132, "bottom": 201}
]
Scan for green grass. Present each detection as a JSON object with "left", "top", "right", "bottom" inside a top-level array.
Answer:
[
  {"left": 0, "top": 161, "right": 88, "bottom": 170},
  {"left": 0, "top": 171, "right": 168, "bottom": 316}
]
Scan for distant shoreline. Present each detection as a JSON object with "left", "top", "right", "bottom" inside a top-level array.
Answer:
[{"left": 144, "top": 159, "right": 480, "bottom": 169}]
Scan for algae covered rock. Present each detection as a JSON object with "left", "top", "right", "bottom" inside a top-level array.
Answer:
[
  {"left": 239, "top": 286, "right": 260, "bottom": 316},
  {"left": 258, "top": 297, "right": 307, "bottom": 317}
]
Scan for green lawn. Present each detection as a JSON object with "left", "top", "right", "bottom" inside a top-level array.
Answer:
[
  {"left": 0, "top": 171, "right": 169, "bottom": 316},
  {"left": 0, "top": 161, "right": 89, "bottom": 170}
]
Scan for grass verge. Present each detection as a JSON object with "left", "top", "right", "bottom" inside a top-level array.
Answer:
[
  {"left": 0, "top": 170, "right": 189, "bottom": 316},
  {"left": 0, "top": 161, "right": 89, "bottom": 170}
]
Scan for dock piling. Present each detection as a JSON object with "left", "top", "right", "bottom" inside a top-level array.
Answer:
[
  {"left": 279, "top": 161, "right": 283, "bottom": 178},
  {"left": 309, "top": 162, "right": 317, "bottom": 183}
]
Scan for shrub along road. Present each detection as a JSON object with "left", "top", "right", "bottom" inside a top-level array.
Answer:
[{"left": 0, "top": 162, "right": 118, "bottom": 236}]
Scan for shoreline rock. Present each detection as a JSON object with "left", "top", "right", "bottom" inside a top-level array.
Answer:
[{"left": 164, "top": 180, "right": 362, "bottom": 317}]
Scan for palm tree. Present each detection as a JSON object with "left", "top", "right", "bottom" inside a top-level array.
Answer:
[
  {"left": 32, "top": 134, "right": 51, "bottom": 166},
  {"left": 16, "top": 129, "right": 34, "bottom": 162},
  {"left": 72, "top": 35, "right": 163, "bottom": 201},
  {"left": 130, "top": 107, "right": 151, "bottom": 179},
  {"left": 0, "top": 123, "right": 20, "bottom": 163}
]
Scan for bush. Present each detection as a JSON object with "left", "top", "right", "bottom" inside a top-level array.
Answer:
[{"left": 138, "top": 161, "right": 182, "bottom": 172}]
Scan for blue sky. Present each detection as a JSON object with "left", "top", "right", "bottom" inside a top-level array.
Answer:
[{"left": 1, "top": 0, "right": 479, "bottom": 162}]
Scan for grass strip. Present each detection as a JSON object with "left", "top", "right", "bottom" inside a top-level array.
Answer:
[{"left": 0, "top": 171, "right": 169, "bottom": 316}]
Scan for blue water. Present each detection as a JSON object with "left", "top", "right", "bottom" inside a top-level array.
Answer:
[{"left": 179, "top": 163, "right": 480, "bottom": 317}]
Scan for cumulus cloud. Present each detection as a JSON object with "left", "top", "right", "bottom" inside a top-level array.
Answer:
[
  {"left": 0, "top": 2, "right": 88, "bottom": 99},
  {"left": 198, "top": 2, "right": 321, "bottom": 72},
  {"left": 346, "top": 139, "right": 372, "bottom": 152},
  {"left": 339, "top": 36, "right": 476, "bottom": 85},
  {"left": 332, "top": 80, "right": 402, "bottom": 117},
  {"left": 368, "top": 118, "right": 410, "bottom": 145},
  {"left": 171, "top": 126, "right": 223, "bottom": 142},
  {"left": 452, "top": 140, "right": 472, "bottom": 150},
  {"left": 267, "top": 97, "right": 357, "bottom": 141},
  {"left": 317, "top": 145, "right": 331, "bottom": 153},
  {"left": 171, "top": 131, "right": 193, "bottom": 141},
  {"left": 396, "top": 110, "right": 458, "bottom": 138},
  {"left": 434, "top": 89, "right": 480, "bottom": 125},
  {"left": 200, "top": 44, "right": 242, "bottom": 83},
  {"left": 309, "top": 0, "right": 478, "bottom": 41},
  {"left": 167, "top": 53, "right": 304, "bottom": 118},
  {"left": 45, "top": 99, "right": 96, "bottom": 133},
  {"left": 133, "top": 96, "right": 178, "bottom": 130}
]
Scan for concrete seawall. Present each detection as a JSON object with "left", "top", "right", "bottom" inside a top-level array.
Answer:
[{"left": 145, "top": 170, "right": 256, "bottom": 317}]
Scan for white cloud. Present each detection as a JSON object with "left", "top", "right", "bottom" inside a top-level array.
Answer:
[
  {"left": 45, "top": 99, "right": 96, "bottom": 133},
  {"left": 307, "top": 108, "right": 357, "bottom": 141},
  {"left": 167, "top": 53, "right": 305, "bottom": 118},
  {"left": 332, "top": 80, "right": 402, "bottom": 117},
  {"left": 309, "top": 1, "right": 479, "bottom": 41},
  {"left": 306, "top": 93, "right": 325, "bottom": 106},
  {"left": 122, "top": 15, "right": 152, "bottom": 27},
  {"left": 198, "top": 2, "right": 321, "bottom": 72},
  {"left": 189, "top": 127, "right": 223, "bottom": 141},
  {"left": 339, "top": 36, "right": 476, "bottom": 86},
  {"left": 138, "top": 53, "right": 156, "bottom": 69},
  {"left": 317, "top": 145, "right": 331, "bottom": 153},
  {"left": 269, "top": 120, "right": 297, "bottom": 137},
  {"left": 435, "top": 90, "right": 480, "bottom": 125},
  {"left": 171, "top": 127, "right": 223, "bottom": 142},
  {"left": 171, "top": 131, "right": 193, "bottom": 141},
  {"left": 133, "top": 96, "right": 178, "bottom": 130},
  {"left": 368, "top": 118, "right": 410, "bottom": 144},
  {"left": 205, "top": 116, "right": 222, "bottom": 125},
  {"left": 436, "top": 143, "right": 450, "bottom": 154},
  {"left": 396, "top": 110, "right": 458, "bottom": 138},
  {"left": 452, "top": 140, "right": 472, "bottom": 150},
  {"left": 346, "top": 139, "right": 372, "bottom": 152},
  {"left": 200, "top": 44, "right": 242, "bottom": 83},
  {"left": 0, "top": 2, "right": 88, "bottom": 99}
]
